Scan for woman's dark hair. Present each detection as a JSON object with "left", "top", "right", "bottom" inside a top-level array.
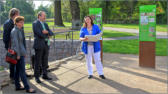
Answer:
[{"left": 83, "top": 16, "right": 94, "bottom": 28}]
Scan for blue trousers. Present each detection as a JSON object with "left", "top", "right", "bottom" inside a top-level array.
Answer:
[
  {"left": 15, "top": 56, "right": 30, "bottom": 90},
  {"left": 9, "top": 64, "right": 15, "bottom": 79}
]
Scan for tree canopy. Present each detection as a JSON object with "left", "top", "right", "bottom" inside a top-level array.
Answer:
[{"left": 0, "top": 0, "right": 167, "bottom": 24}]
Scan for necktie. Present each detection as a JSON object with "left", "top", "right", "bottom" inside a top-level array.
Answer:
[
  {"left": 41, "top": 22, "right": 50, "bottom": 46},
  {"left": 41, "top": 22, "right": 46, "bottom": 30}
]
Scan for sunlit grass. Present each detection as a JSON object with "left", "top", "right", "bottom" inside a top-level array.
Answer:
[
  {"left": 103, "top": 39, "right": 167, "bottom": 56},
  {"left": 0, "top": 66, "right": 4, "bottom": 71}
]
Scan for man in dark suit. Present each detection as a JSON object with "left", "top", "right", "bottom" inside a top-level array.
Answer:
[
  {"left": 3, "top": 8, "right": 31, "bottom": 83},
  {"left": 32, "top": 11, "right": 53, "bottom": 83},
  {"left": 3, "top": 8, "right": 20, "bottom": 83}
]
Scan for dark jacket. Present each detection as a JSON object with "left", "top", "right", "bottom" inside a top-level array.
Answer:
[
  {"left": 32, "top": 20, "right": 53, "bottom": 49},
  {"left": 3, "top": 19, "right": 14, "bottom": 50}
]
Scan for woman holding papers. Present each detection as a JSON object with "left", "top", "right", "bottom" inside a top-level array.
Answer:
[{"left": 80, "top": 16, "right": 105, "bottom": 79}]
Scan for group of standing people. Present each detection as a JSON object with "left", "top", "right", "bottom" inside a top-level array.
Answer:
[
  {"left": 3, "top": 8, "right": 105, "bottom": 93},
  {"left": 3, "top": 8, "right": 53, "bottom": 93}
]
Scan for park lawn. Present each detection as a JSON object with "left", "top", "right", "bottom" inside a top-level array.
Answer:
[
  {"left": 103, "top": 39, "right": 167, "bottom": 56},
  {"left": 52, "top": 31, "right": 80, "bottom": 40},
  {"left": 45, "top": 18, "right": 71, "bottom": 26},
  {"left": 26, "top": 64, "right": 31, "bottom": 69},
  {"left": 47, "top": 22, "right": 71, "bottom": 27},
  {"left": 0, "top": 66, "right": 4, "bottom": 71},
  {"left": 24, "top": 23, "right": 33, "bottom": 33},
  {"left": 0, "top": 26, "right": 2, "bottom": 31},
  {"left": 0, "top": 29, "right": 136, "bottom": 39},
  {"left": 104, "top": 24, "right": 167, "bottom": 32},
  {"left": 103, "top": 30, "right": 136, "bottom": 38},
  {"left": 46, "top": 21, "right": 71, "bottom": 27},
  {"left": 23, "top": 21, "right": 70, "bottom": 27},
  {"left": 23, "top": 22, "right": 72, "bottom": 33},
  {"left": 53, "top": 30, "right": 136, "bottom": 40}
]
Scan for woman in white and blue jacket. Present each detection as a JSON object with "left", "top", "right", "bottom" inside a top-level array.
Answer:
[{"left": 80, "top": 16, "right": 105, "bottom": 79}]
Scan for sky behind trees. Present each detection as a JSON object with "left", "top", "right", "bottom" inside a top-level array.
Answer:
[{"left": 33, "top": 1, "right": 51, "bottom": 9}]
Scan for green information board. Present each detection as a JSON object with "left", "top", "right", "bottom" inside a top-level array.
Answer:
[
  {"left": 139, "top": 5, "right": 156, "bottom": 41},
  {"left": 89, "top": 8, "right": 103, "bottom": 30}
]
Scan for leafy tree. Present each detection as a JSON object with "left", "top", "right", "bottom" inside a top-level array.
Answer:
[
  {"left": 69, "top": 0, "right": 80, "bottom": 29},
  {"left": 35, "top": 4, "right": 52, "bottom": 18},
  {"left": 54, "top": 0, "right": 64, "bottom": 26},
  {"left": 0, "top": 0, "right": 13, "bottom": 24},
  {"left": 61, "top": 1, "right": 71, "bottom": 22},
  {"left": 48, "top": 3, "right": 54, "bottom": 18},
  {"left": 0, "top": 1, "right": 6, "bottom": 24},
  {"left": 1, "top": 0, "right": 35, "bottom": 23}
]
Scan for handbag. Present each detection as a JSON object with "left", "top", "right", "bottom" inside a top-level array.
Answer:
[
  {"left": 5, "top": 40, "right": 17, "bottom": 64},
  {"left": 5, "top": 48, "right": 17, "bottom": 64}
]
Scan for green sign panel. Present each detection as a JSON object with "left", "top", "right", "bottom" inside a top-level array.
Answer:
[
  {"left": 89, "top": 8, "right": 103, "bottom": 30},
  {"left": 139, "top": 5, "right": 156, "bottom": 41}
]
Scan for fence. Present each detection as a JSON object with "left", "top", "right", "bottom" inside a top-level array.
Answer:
[{"left": 0, "top": 27, "right": 81, "bottom": 68}]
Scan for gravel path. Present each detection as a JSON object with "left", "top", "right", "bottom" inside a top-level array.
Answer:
[{"left": 103, "top": 27, "right": 167, "bottom": 40}]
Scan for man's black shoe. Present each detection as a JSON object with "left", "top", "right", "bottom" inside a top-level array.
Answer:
[
  {"left": 35, "top": 78, "right": 41, "bottom": 83},
  {"left": 26, "top": 74, "right": 32, "bottom": 78},
  {"left": 88, "top": 75, "right": 93, "bottom": 79},
  {"left": 99, "top": 75, "right": 106, "bottom": 79},
  {"left": 42, "top": 76, "right": 52, "bottom": 80}
]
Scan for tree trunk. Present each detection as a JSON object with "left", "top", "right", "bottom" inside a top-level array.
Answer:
[
  {"left": 69, "top": 0, "right": 81, "bottom": 30},
  {"left": 54, "top": 0, "right": 64, "bottom": 26},
  {"left": 104, "top": 1, "right": 110, "bottom": 23}
]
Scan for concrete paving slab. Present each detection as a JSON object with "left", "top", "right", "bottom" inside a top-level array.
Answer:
[{"left": 1, "top": 53, "right": 167, "bottom": 94}]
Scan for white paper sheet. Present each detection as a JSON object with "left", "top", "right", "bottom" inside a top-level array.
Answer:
[{"left": 85, "top": 32, "right": 103, "bottom": 42}]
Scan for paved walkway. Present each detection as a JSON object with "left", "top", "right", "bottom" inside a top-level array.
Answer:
[
  {"left": 1, "top": 53, "right": 167, "bottom": 94},
  {"left": 103, "top": 27, "right": 167, "bottom": 40},
  {"left": 103, "top": 35, "right": 168, "bottom": 40},
  {"left": 103, "top": 27, "right": 167, "bottom": 35}
]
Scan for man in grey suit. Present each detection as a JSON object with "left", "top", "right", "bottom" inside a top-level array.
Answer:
[{"left": 32, "top": 11, "right": 53, "bottom": 83}]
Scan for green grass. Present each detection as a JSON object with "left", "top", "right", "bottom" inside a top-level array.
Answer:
[
  {"left": 103, "top": 30, "right": 136, "bottom": 38},
  {"left": 26, "top": 64, "right": 31, "bottom": 69},
  {"left": 22, "top": 22, "right": 72, "bottom": 33},
  {"left": 24, "top": 23, "right": 32, "bottom": 33},
  {"left": 104, "top": 24, "right": 167, "bottom": 32},
  {"left": 1, "top": 23, "right": 137, "bottom": 39},
  {"left": 0, "top": 26, "right": 137, "bottom": 39},
  {"left": 2, "top": 21, "right": 166, "bottom": 33},
  {"left": 46, "top": 22, "right": 71, "bottom": 27},
  {"left": 53, "top": 30, "right": 136, "bottom": 40},
  {"left": 53, "top": 31, "right": 80, "bottom": 40},
  {"left": 0, "top": 66, "right": 4, "bottom": 71},
  {"left": 103, "top": 39, "right": 167, "bottom": 56}
]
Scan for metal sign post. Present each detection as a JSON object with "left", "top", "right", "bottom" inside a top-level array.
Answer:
[{"left": 139, "top": 5, "right": 156, "bottom": 68}]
